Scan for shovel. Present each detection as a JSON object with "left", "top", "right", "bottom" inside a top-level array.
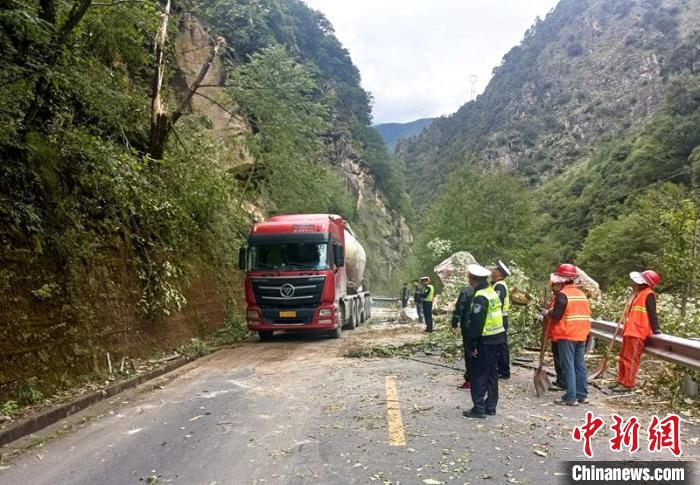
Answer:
[
  {"left": 534, "top": 287, "right": 552, "bottom": 397},
  {"left": 588, "top": 295, "right": 633, "bottom": 381}
]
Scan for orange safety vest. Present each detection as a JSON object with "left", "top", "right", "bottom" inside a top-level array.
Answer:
[
  {"left": 549, "top": 285, "right": 591, "bottom": 342},
  {"left": 623, "top": 287, "right": 655, "bottom": 340}
]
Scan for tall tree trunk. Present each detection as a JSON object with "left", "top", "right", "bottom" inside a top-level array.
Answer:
[
  {"left": 147, "top": 0, "right": 225, "bottom": 160},
  {"left": 148, "top": 0, "right": 171, "bottom": 160}
]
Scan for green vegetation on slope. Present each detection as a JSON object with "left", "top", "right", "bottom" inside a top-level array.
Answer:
[
  {"left": 402, "top": 0, "right": 699, "bottom": 300},
  {"left": 400, "top": 0, "right": 700, "bottom": 209},
  {"left": 0, "top": 0, "right": 411, "bottom": 402}
]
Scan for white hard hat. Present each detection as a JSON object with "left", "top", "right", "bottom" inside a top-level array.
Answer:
[
  {"left": 467, "top": 264, "right": 491, "bottom": 278},
  {"left": 629, "top": 271, "right": 647, "bottom": 285}
]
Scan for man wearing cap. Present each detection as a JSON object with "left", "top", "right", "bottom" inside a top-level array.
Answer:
[
  {"left": 420, "top": 276, "right": 436, "bottom": 333},
  {"left": 492, "top": 261, "right": 512, "bottom": 380},
  {"left": 612, "top": 270, "right": 662, "bottom": 391},
  {"left": 544, "top": 264, "right": 591, "bottom": 406},
  {"left": 451, "top": 283, "right": 475, "bottom": 390},
  {"left": 463, "top": 264, "right": 506, "bottom": 418},
  {"left": 413, "top": 279, "right": 424, "bottom": 324}
]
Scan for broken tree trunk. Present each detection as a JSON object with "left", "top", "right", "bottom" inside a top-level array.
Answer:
[{"left": 148, "top": 0, "right": 225, "bottom": 159}]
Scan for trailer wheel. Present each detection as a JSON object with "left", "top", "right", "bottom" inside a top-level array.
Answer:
[
  {"left": 348, "top": 300, "right": 358, "bottom": 330},
  {"left": 258, "top": 331, "right": 274, "bottom": 341}
]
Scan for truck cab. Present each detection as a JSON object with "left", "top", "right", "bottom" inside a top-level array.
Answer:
[{"left": 240, "top": 214, "right": 370, "bottom": 340}]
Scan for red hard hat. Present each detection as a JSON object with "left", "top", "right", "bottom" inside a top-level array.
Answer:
[
  {"left": 555, "top": 263, "right": 578, "bottom": 278},
  {"left": 642, "top": 270, "right": 661, "bottom": 288}
]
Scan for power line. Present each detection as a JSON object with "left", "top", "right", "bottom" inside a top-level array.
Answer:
[{"left": 604, "top": 166, "right": 693, "bottom": 204}]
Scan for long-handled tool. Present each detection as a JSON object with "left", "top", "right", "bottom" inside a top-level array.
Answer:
[
  {"left": 534, "top": 287, "right": 552, "bottom": 397},
  {"left": 588, "top": 295, "right": 633, "bottom": 381}
]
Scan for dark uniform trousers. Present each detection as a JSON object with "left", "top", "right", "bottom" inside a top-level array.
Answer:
[
  {"left": 423, "top": 301, "right": 434, "bottom": 331},
  {"left": 461, "top": 323, "right": 473, "bottom": 382},
  {"left": 496, "top": 316, "right": 510, "bottom": 378},
  {"left": 470, "top": 343, "right": 500, "bottom": 414}
]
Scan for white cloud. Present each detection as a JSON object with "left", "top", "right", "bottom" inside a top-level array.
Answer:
[{"left": 304, "top": 0, "right": 559, "bottom": 124}]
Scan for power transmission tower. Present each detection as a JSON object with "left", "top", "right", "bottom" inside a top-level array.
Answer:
[{"left": 469, "top": 74, "right": 478, "bottom": 101}]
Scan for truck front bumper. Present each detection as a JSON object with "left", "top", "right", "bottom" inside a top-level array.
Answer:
[{"left": 246, "top": 305, "right": 338, "bottom": 331}]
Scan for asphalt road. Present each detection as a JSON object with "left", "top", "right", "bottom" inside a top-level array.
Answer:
[{"left": 1, "top": 310, "right": 698, "bottom": 484}]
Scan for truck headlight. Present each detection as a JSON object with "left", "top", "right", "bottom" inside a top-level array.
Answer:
[
  {"left": 319, "top": 309, "right": 332, "bottom": 317},
  {"left": 247, "top": 310, "right": 259, "bottom": 319}
]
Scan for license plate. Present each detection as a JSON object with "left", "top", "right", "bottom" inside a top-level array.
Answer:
[{"left": 279, "top": 311, "right": 297, "bottom": 318}]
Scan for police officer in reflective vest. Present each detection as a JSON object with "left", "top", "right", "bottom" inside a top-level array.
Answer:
[
  {"left": 492, "top": 261, "right": 511, "bottom": 380},
  {"left": 612, "top": 270, "right": 662, "bottom": 391},
  {"left": 421, "top": 276, "right": 435, "bottom": 332},
  {"left": 451, "top": 283, "right": 475, "bottom": 390},
  {"left": 463, "top": 264, "right": 506, "bottom": 418}
]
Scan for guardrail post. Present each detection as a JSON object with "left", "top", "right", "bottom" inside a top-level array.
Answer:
[
  {"left": 682, "top": 374, "right": 698, "bottom": 397},
  {"left": 585, "top": 334, "right": 595, "bottom": 353}
]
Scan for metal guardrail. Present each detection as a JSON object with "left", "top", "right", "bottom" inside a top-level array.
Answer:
[
  {"left": 590, "top": 319, "right": 700, "bottom": 371},
  {"left": 372, "top": 297, "right": 400, "bottom": 308}
]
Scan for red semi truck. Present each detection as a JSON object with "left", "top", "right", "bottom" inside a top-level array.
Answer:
[{"left": 239, "top": 214, "right": 371, "bottom": 340}]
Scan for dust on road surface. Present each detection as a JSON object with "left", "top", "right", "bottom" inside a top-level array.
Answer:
[{"left": 1, "top": 307, "right": 697, "bottom": 484}]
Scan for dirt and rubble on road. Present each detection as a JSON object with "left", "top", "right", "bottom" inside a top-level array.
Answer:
[{"left": 1, "top": 307, "right": 698, "bottom": 485}]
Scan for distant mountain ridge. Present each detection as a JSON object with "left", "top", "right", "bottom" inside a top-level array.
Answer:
[
  {"left": 375, "top": 118, "right": 435, "bottom": 151},
  {"left": 398, "top": 0, "right": 700, "bottom": 209}
]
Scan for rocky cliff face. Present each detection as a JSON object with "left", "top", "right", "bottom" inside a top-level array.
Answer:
[
  {"left": 326, "top": 136, "right": 413, "bottom": 290},
  {"left": 174, "top": 13, "right": 253, "bottom": 173},
  {"left": 399, "top": 0, "right": 700, "bottom": 207},
  {"left": 175, "top": 15, "right": 413, "bottom": 291}
]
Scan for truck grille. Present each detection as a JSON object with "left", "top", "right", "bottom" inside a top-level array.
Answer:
[{"left": 251, "top": 276, "right": 325, "bottom": 309}]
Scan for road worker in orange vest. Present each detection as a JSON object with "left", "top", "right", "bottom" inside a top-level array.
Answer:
[
  {"left": 542, "top": 264, "right": 592, "bottom": 406},
  {"left": 611, "top": 270, "right": 662, "bottom": 392}
]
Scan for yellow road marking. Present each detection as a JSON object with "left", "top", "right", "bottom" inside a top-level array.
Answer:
[{"left": 385, "top": 375, "right": 406, "bottom": 446}]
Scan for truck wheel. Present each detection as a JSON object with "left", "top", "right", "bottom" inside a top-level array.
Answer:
[
  {"left": 350, "top": 300, "right": 358, "bottom": 329},
  {"left": 258, "top": 331, "right": 274, "bottom": 341},
  {"left": 339, "top": 304, "right": 349, "bottom": 330},
  {"left": 329, "top": 323, "right": 342, "bottom": 339}
]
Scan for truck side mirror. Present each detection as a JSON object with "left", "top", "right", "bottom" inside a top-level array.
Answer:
[
  {"left": 238, "top": 247, "right": 246, "bottom": 271},
  {"left": 334, "top": 245, "right": 345, "bottom": 268}
]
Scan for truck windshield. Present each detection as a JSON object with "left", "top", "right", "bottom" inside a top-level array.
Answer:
[{"left": 248, "top": 242, "right": 329, "bottom": 271}]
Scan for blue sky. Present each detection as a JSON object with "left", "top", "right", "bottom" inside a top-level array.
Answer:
[{"left": 304, "top": 0, "right": 560, "bottom": 124}]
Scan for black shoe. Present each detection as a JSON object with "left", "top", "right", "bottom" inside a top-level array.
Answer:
[
  {"left": 486, "top": 409, "right": 496, "bottom": 416},
  {"left": 554, "top": 399, "right": 579, "bottom": 406},
  {"left": 462, "top": 409, "right": 487, "bottom": 419},
  {"left": 548, "top": 384, "right": 564, "bottom": 392},
  {"left": 498, "top": 374, "right": 510, "bottom": 380},
  {"left": 578, "top": 398, "right": 589, "bottom": 404}
]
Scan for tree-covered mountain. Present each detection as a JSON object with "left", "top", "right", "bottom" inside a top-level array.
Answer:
[
  {"left": 400, "top": 0, "right": 699, "bottom": 207},
  {"left": 375, "top": 118, "right": 435, "bottom": 151},
  {"left": 402, "top": 0, "right": 699, "bottom": 296},
  {"left": 0, "top": 0, "right": 411, "bottom": 401}
]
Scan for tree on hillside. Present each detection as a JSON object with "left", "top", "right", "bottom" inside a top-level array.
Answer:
[
  {"left": 578, "top": 183, "right": 697, "bottom": 294},
  {"left": 417, "top": 169, "right": 532, "bottom": 272}
]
